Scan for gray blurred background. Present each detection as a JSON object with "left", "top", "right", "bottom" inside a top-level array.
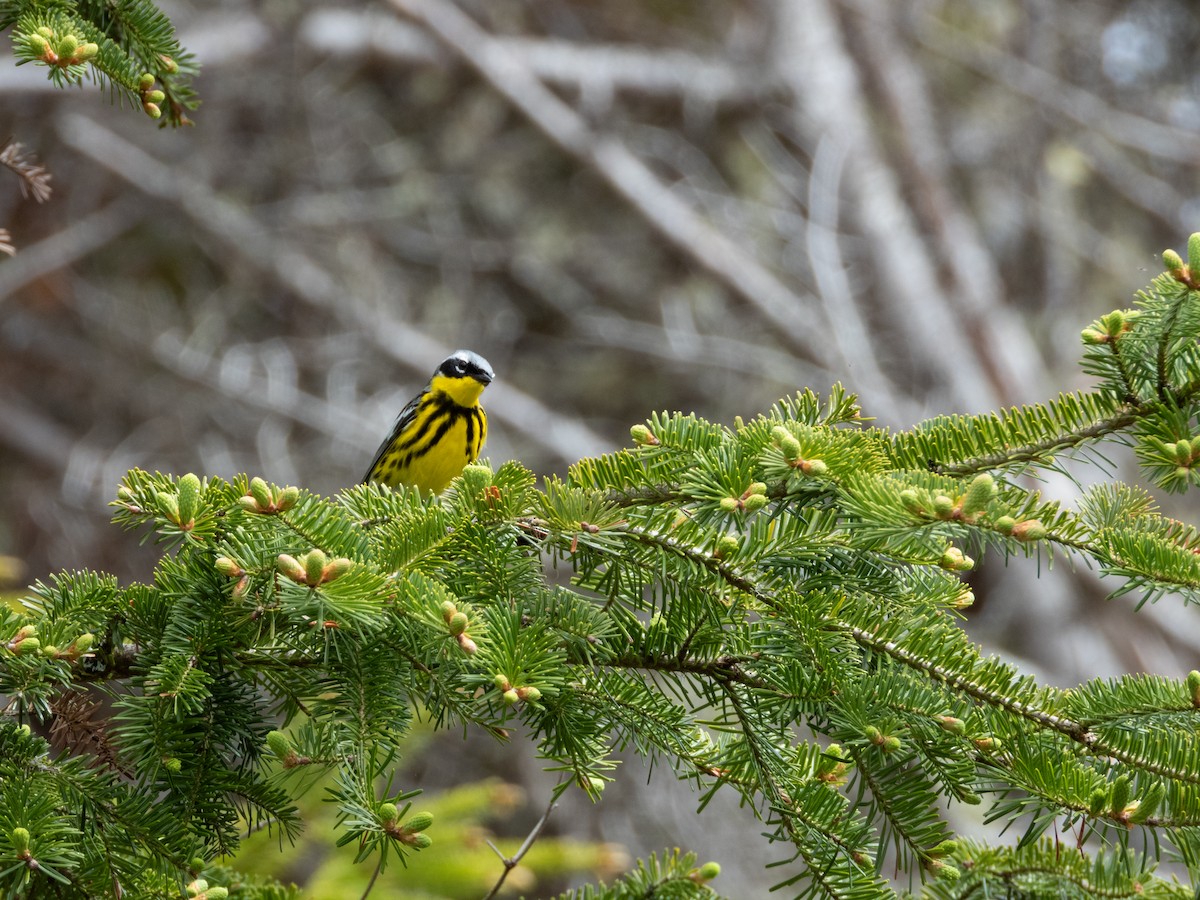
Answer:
[{"left": 1, "top": 0, "right": 1198, "bottom": 893}]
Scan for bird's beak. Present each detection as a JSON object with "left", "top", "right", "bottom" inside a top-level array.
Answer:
[{"left": 475, "top": 371, "right": 494, "bottom": 385}]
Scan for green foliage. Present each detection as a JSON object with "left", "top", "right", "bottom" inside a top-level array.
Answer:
[
  {"left": 4, "top": 240, "right": 1200, "bottom": 897},
  {"left": 2, "top": 0, "right": 196, "bottom": 125}
]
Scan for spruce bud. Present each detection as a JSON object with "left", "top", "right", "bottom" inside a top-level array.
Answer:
[
  {"left": 1080, "top": 327, "right": 1108, "bottom": 345},
  {"left": 1011, "top": 519, "right": 1047, "bottom": 542},
  {"left": 691, "top": 861, "right": 721, "bottom": 883},
  {"left": 146, "top": 89, "right": 165, "bottom": 104},
  {"left": 441, "top": 600, "right": 458, "bottom": 622},
  {"left": 994, "top": 515, "right": 1016, "bottom": 535},
  {"left": 932, "top": 495, "right": 955, "bottom": 518},
  {"left": 321, "top": 557, "right": 354, "bottom": 583},
  {"left": 718, "top": 497, "right": 738, "bottom": 512},
  {"left": 1088, "top": 788, "right": 1107, "bottom": 816},
  {"left": 214, "top": 557, "right": 243, "bottom": 578},
  {"left": 448, "top": 612, "right": 469, "bottom": 636},
  {"left": 1174, "top": 438, "right": 1193, "bottom": 465},
  {"left": 801, "top": 458, "right": 828, "bottom": 477},
  {"left": 1189, "top": 233, "right": 1200, "bottom": 277},
  {"left": 630, "top": 424, "right": 658, "bottom": 446},
  {"left": 864, "top": 725, "right": 882, "bottom": 743},
  {"left": 72, "top": 633, "right": 94, "bottom": 655},
  {"left": 1110, "top": 775, "right": 1130, "bottom": 818},
  {"left": 493, "top": 673, "right": 511, "bottom": 691},
  {"left": 139, "top": 72, "right": 155, "bottom": 90},
  {"left": 459, "top": 464, "right": 493, "bottom": 499},
  {"left": 960, "top": 473, "right": 996, "bottom": 518},
  {"left": 1186, "top": 670, "right": 1200, "bottom": 707},
  {"left": 502, "top": 688, "right": 520, "bottom": 705},
  {"left": 76, "top": 42, "right": 98, "bottom": 61},
  {"left": 403, "top": 811, "right": 434, "bottom": 833},
  {"left": 143, "top": 102, "right": 162, "bottom": 119},
  {"left": 249, "top": 477, "right": 273, "bottom": 511},
  {"left": 937, "top": 716, "right": 966, "bottom": 736},
  {"left": 899, "top": 489, "right": 924, "bottom": 514},
  {"left": 266, "top": 730, "right": 293, "bottom": 762},
  {"left": 378, "top": 803, "right": 399, "bottom": 824},
  {"left": 276, "top": 554, "right": 306, "bottom": 583},
  {"left": 1128, "top": 782, "right": 1164, "bottom": 824},
  {"left": 12, "top": 637, "right": 40, "bottom": 655},
  {"left": 278, "top": 485, "right": 300, "bottom": 511},
  {"left": 882, "top": 735, "right": 902, "bottom": 753},
  {"left": 928, "top": 839, "right": 959, "bottom": 858},
  {"left": 713, "top": 534, "right": 740, "bottom": 559},
  {"left": 10, "top": 827, "right": 29, "bottom": 855},
  {"left": 456, "top": 634, "right": 478, "bottom": 655},
  {"left": 407, "top": 833, "right": 433, "bottom": 849},
  {"left": 516, "top": 686, "right": 542, "bottom": 702},
  {"left": 176, "top": 473, "right": 201, "bottom": 524},
  {"left": 939, "top": 547, "right": 974, "bottom": 571},
  {"left": 58, "top": 34, "right": 77, "bottom": 58},
  {"left": 742, "top": 493, "right": 769, "bottom": 512},
  {"left": 779, "top": 435, "right": 802, "bottom": 460},
  {"left": 302, "top": 550, "right": 327, "bottom": 586},
  {"left": 1163, "top": 248, "right": 1186, "bottom": 273},
  {"left": 157, "top": 491, "right": 180, "bottom": 523}
]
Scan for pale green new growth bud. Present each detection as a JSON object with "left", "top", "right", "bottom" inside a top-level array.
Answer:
[
  {"left": 882, "top": 735, "right": 902, "bottom": 753},
  {"left": 939, "top": 547, "right": 973, "bottom": 571},
  {"left": 58, "top": 34, "right": 77, "bottom": 57},
  {"left": 186, "top": 878, "right": 208, "bottom": 896},
  {"left": 928, "top": 839, "right": 959, "bottom": 858},
  {"left": 960, "top": 473, "right": 996, "bottom": 518},
  {"left": 1088, "top": 788, "right": 1108, "bottom": 816},
  {"left": 937, "top": 716, "right": 966, "bottom": 736},
  {"left": 237, "top": 496, "right": 261, "bottom": 513},
  {"left": 747, "top": 482, "right": 766, "bottom": 496},
  {"left": 403, "top": 811, "right": 434, "bottom": 833},
  {"left": 714, "top": 534, "right": 740, "bottom": 558},
  {"left": 321, "top": 557, "right": 354, "bottom": 583},
  {"left": 899, "top": 489, "right": 923, "bottom": 513},
  {"left": 146, "top": 89, "right": 165, "bottom": 104},
  {"left": 801, "top": 458, "right": 828, "bottom": 477},
  {"left": 502, "top": 688, "right": 520, "bottom": 705},
  {"left": 10, "top": 827, "right": 29, "bottom": 855},
  {"left": 408, "top": 832, "right": 433, "bottom": 849},
  {"left": 303, "top": 549, "right": 327, "bottom": 586},
  {"left": 1128, "top": 782, "right": 1164, "bottom": 824},
  {"left": 718, "top": 497, "right": 738, "bottom": 512},
  {"left": 1163, "top": 248, "right": 1185, "bottom": 273},
  {"left": 163, "top": 755, "right": 182, "bottom": 773},
  {"left": 266, "top": 730, "right": 292, "bottom": 761},
  {"left": 378, "top": 803, "right": 399, "bottom": 824},
  {"left": 932, "top": 495, "right": 955, "bottom": 518},
  {"left": 276, "top": 554, "right": 305, "bottom": 583},
  {"left": 278, "top": 485, "right": 300, "bottom": 510},
  {"left": 864, "top": 725, "right": 882, "bottom": 743},
  {"left": 1011, "top": 519, "right": 1047, "bottom": 542},
  {"left": 742, "top": 493, "right": 769, "bottom": 512},
  {"left": 214, "top": 557, "right": 243, "bottom": 578},
  {"left": 139, "top": 72, "right": 155, "bottom": 90},
  {"left": 1174, "top": 438, "right": 1193, "bottom": 464},
  {"left": 630, "top": 424, "right": 658, "bottom": 446},
  {"left": 249, "top": 477, "right": 273, "bottom": 510},
  {"left": 994, "top": 515, "right": 1016, "bottom": 535},
  {"left": 144, "top": 102, "right": 162, "bottom": 119},
  {"left": 780, "top": 435, "right": 802, "bottom": 459},
  {"left": 448, "top": 612, "right": 469, "bottom": 636},
  {"left": 13, "top": 637, "right": 41, "bottom": 655},
  {"left": 441, "top": 599, "right": 458, "bottom": 622},
  {"left": 1110, "top": 775, "right": 1130, "bottom": 817},
  {"left": 1187, "top": 670, "right": 1200, "bottom": 707},
  {"left": 693, "top": 861, "right": 721, "bottom": 882},
  {"left": 76, "top": 42, "right": 98, "bottom": 61},
  {"left": 73, "top": 633, "right": 94, "bottom": 655},
  {"left": 1189, "top": 233, "right": 1200, "bottom": 276},
  {"left": 204, "top": 889, "right": 229, "bottom": 900},
  {"left": 157, "top": 491, "right": 180, "bottom": 523},
  {"left": 493, "top": 673, "right": 511, "bottom": 690},
  {"left": 176, "top": 473, "right": 201, "bottom": 524},
  {"left": 517, "top": 686, "right": 542, "bottom": 702}
]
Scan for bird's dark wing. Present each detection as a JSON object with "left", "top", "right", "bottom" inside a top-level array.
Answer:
[{"left": 362, "top": 389, "right": 425, "bottom": 483}]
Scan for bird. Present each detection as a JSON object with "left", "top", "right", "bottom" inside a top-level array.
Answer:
[{"left": 362, "top": 350, "right": 494, "bottom": 495}]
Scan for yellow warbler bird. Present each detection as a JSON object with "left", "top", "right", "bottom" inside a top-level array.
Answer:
[{"left": 363, "top": 350, "right": 493, "bottom": 494}]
